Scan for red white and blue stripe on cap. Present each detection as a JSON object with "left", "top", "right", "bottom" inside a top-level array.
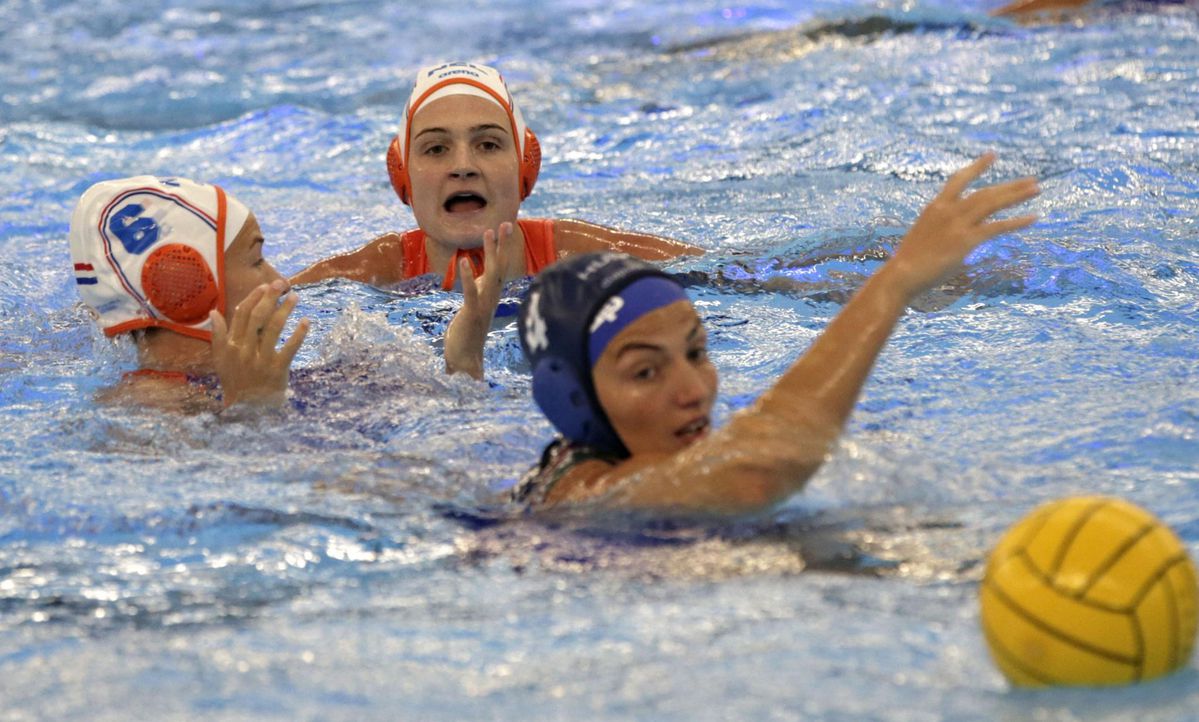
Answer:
[{"left": 74, "top": 263, "right": 97, "bottom": 285}]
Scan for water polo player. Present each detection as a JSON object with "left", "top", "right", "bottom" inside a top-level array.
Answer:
[
  {"left": 512, "top": 154, "right": 1039, "bottom": 513},
  {"left": 69, "top": 176, "right": 309, "bottom": 409},
  {"left": 291, "top": 62, "right": 701, "bottom": 290}
]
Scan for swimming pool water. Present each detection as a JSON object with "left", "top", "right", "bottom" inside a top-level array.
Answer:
[{"left": 2, "top": 1, "right": 1199, "bottom": 719}]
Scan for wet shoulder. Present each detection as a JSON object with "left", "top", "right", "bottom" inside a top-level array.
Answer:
[{"left": 511, "top": 437, "right": 622, "bottom": 508}]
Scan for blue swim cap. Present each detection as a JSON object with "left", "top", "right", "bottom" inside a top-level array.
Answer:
[{"left": 518, "top": 252, "right": 687, "bottom": 456}]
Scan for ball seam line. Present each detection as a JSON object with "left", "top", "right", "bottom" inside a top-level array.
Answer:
[
  {"left": 1049, "top": 499, "right": 1108, "bottom": 578},
  {"left": 1075, "top": 522, "right": 1156, "bottom": 601},
  {"left": 995, "top": 560, "right": 1141, "bottom": 666}
]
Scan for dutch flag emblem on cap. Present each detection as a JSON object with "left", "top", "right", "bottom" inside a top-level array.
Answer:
[{"left": 74, "top": 262, "right": 97, "bottom": 285}]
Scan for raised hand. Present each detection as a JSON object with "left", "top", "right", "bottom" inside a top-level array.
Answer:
[
  {"left": 750, "top": 153, "right": 1039, "bottom": 489},
  {"left": 886, "top": 153, "right": 1039, "bottom": 298},
  {"left": 210, "top": 279, "right": 309, "bottom": 407},
  {"left": 444, "top": 222, "right": 522, "bottom": 379}
]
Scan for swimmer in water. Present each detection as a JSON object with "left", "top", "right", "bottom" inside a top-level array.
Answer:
[
  {"left": 290, "top": 62, "right": 702, "bottom": 292},
  {"left": 69, "top": 176, "right": 310, "bottom": 411},
  {"left": 508, "top": 153, "right": 1039, "bottom": 514}
]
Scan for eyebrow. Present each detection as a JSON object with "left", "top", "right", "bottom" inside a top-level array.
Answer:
[
  {"left": 413, "top": 123, "right": 508, "bottom": 140},
  {"left": 614, "top": 342, "right": 662, "bottom": 360},
  {"left": 613, "top": 321, "right": 704, "bottom": 360}
]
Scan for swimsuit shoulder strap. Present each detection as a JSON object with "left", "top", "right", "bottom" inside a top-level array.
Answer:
[
  {"left": 510, "top": 436, "right": 619, "bottom": 507},
  {"left": 399, "top": 228, "right": 429, "bottom": 279},
  {"left": 518, "top": 218, "right": 557, "bottom": 274}
]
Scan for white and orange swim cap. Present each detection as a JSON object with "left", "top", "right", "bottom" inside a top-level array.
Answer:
[
  {"left": 68, "top": 176, "right": 249, "bottom": 342},
  {"left": 386, "top": 62, "right": 541, "bottom": 205}
]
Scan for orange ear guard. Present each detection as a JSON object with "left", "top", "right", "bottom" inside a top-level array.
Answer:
[
  {"left": 521, "top": 130, "right": 541, "bottom": 199},
  {"left": 140, "top": 243, "right": 220, "bottom": 325},
  {"left": 386, "top": 135, "right": 411, "bottom": 205},
  {"left": 386, "top": 128, "right": 541, "bottom": 207}
]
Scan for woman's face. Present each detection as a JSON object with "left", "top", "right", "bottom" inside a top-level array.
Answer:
[
  {"left": 223, "top": 213, "right": 285, "bottom": 312},
  {"left": 592, "top": 300, "right": 718, "bottom": 456},
  {"left": 406, "top": 94, "right": 523, "bottom": 249}
]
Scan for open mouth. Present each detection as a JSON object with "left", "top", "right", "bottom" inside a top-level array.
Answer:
[
  {"left": 675, "top": 417, "right": 710, "bottom": 444},
  {"left": 443, "top": 191, "right": 487, "bottom": 214}
]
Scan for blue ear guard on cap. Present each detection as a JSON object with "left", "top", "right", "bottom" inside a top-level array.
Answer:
[
  {"left": 530, "top": 356, "right": 596, "bottom": 443},
  {"left": 518, "top": 252, "right": 680, "bottom": 457}
]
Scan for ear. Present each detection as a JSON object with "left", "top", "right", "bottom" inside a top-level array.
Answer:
[{"left": 386, "top": 135, "right": 411, "bottom": 205}]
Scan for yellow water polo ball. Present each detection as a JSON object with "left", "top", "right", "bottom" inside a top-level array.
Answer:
[{"left": 980, "top": 495, "right": 1198, "bottom": 687}]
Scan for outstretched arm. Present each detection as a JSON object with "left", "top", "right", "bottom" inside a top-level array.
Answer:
[
  {"left": 553, "top": 218, "right": 704, "bottom": 261},
  {"left": 289, "top": 232, "right": 406, "bottom": 286},
  {"left": 210, "top": 279, "right": 310, "bottom": 407},
  {"left": 553, "top": 154, "right": 1039, "bottom": 514},
  {"left": 992, "top": 0, "right": 1091, "bottom": 17},
  {"left": 755, "top": 153, "right": 1038, "bottom": 438},
  {"left": 444, "top": 223, "right": 522, "bottom": 379}
]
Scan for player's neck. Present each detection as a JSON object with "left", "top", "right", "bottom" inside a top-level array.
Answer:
[
  {"left": 425, "top": 223, "right": 528, "bottom": 282},
  {"left": 136, "top": 331, "right": 214, "bottom": 375}
]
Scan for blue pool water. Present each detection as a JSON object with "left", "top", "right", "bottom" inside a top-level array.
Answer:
[{"left": 3, "top": 0, "right": 1199, "bottom": 719}]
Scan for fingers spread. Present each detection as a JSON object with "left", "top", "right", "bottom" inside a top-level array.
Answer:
[
  {"left": 497, "top": 222, "right": 518, "bottom": 254},
  {"left": 962, "top": 177, "right": 1040, "bottom": 223},
  {"left": 460, "top": 257, "right": 479, "bottom": 306},
  {"left": 481, "top": 228, "right": 498, "bottom": 273},
  {"left": 482, "top": 222, "right": 515, "bottom": 290},
  {"left": 942, "top": 152, "right": 996, "bottom": 199},
  {"left": 982, "top": 213, "right": 1039, "bottom": 239},
  {"left": 229, "top": 284, "right": 266, "bottom": 340},
  {"left": 244, "top": 283, "right": 284, "bottom": 347},
  {"left": 278, "top": 318, "right": 310, "bottom": 366},
  {"left": 258, "top": 291, "right": 298, "bottom": 351}
]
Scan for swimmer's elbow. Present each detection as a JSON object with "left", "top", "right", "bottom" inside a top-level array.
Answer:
[
  {"left": 444, "top": 357, "right": 484, "bottom": 381},
  {"left": 725, "top": 476, "right": 787, "bottom": 514},
  {"left": 714, "top": 464, "right": 820, "bottom": 515}
]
